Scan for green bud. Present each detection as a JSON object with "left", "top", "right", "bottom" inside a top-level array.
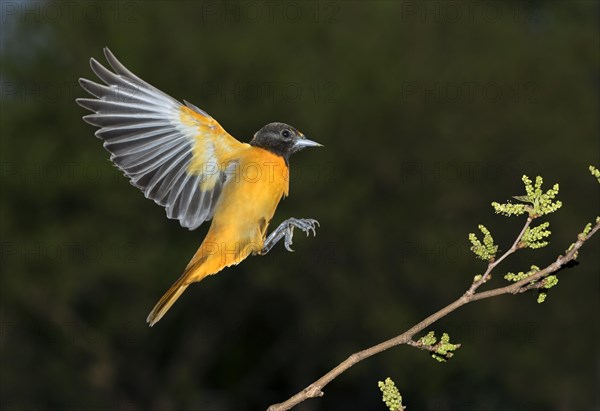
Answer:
[
  {"left": 469, "top": 225, "right": 497, "bottom": 261},
  {"left": 378, "top": 377, "right": 404, "bottom": 411},
  {"left": 419, "top": 331, "right": 437, "bottom": 346},
  {"left": 544, "top": 275, "right": 558, "bottom": 289},
  {"left": 522, "top": 222, "right": 551, "bottom": 249},
  {"left": 590, "top": 165, "right": 600, "bottom": 183},
  {"left": 493, "top": 175, "right": 562, "bottom": 218}
]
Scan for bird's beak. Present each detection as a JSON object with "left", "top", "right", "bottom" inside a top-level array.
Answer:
[{"left": 294, "top": 137, "right": 323, "bottom": 149}]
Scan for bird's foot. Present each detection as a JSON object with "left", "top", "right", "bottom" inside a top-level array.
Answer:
[{"left": 260, "top": 218, "right": 319, "bottom": 255}]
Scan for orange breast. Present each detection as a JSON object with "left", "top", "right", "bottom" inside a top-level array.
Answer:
[
  {"left": 214, "top": 147, "right": 288, "bottom": 233},
  {"left": 195, "top": 147, "right": 288, "bottom": 268}
]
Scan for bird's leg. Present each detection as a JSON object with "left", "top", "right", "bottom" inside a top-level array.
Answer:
[{"left": 260, "top": 218, "right": 319, "bottom": 255}]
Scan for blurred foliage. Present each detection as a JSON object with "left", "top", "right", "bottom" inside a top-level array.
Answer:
[{"left": 1, "top": 1, "right": 599, "bottom": 410}]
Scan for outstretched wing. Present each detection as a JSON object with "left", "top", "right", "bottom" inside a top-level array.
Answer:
[{"left": 76, "top": 48, "right": 247, "bottom": 230}]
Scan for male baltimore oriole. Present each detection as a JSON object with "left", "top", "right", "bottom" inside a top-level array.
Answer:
[{"left": 76, "top": 48, "right": 321, "bottom": 326}]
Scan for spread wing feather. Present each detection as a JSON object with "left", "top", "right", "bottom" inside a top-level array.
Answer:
[{"left": 76, "top": 48, "right": 246, "bottom": 230}]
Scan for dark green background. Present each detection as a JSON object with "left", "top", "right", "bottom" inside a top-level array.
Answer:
[{"left": 1, "top": 1, "right": 599, "bottom": 410}]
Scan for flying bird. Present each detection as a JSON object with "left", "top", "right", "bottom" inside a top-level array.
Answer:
[{"left": 76, "top": 48, "right": 322, "bottom": 326}]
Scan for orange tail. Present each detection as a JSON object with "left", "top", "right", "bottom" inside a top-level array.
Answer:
[
  {"left": 147, "top": 234, "right": 255, "bottom": 326},
  {"left": 146, "top": 272, "right": 190, "bottom": 327},
  {"left": 146, "top": 248, "right": 213, "bottom": 327}
]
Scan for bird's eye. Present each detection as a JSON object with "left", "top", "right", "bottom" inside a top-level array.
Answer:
[{"left": 281, "top": 130, "right": 291, "bottom": 138}]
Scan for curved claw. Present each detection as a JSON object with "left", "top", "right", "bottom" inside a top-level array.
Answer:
[
  {"left": 307, "top": 219, "right": 319, "bottom": 237},
  {"left": 261, "top": 217, "right": 320, "bottom": 255},
  {"left": 284, "top": 226, "right": 295, "bottom": 252},
  {"left": 295, "top": 219, "right": 319, "bottom": 238}
]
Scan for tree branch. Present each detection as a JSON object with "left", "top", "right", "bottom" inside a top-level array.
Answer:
[{"left": 267, "top": 219, "right": 600, "bottom": 411}]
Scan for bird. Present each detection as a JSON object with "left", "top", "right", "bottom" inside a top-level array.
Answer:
[{"left": 76, "top": 48, "right": 322, "bottom": 326}]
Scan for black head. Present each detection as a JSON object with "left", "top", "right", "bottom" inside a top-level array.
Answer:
[{"left": 249, "top": 122, "right": 322, "bottom": 160}]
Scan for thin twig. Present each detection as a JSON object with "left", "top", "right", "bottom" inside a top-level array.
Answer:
[
  {"left": 267, "top": 219, "right": 599, "bottom": 411},
  {"left": 465, "top": 217, "right": 532, "bottom": 297}
]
